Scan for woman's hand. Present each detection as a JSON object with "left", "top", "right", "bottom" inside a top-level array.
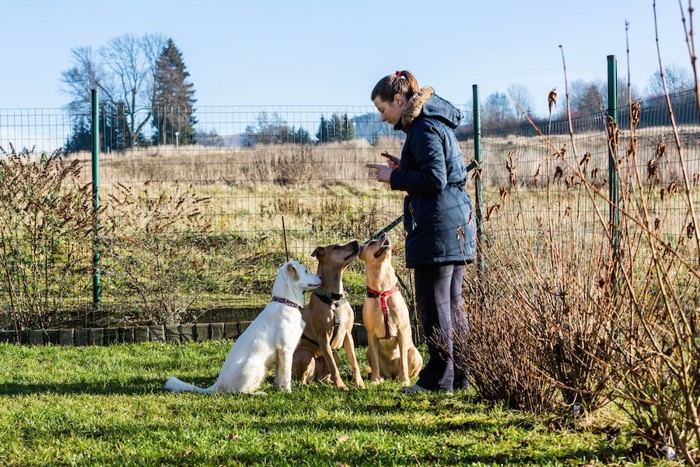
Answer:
[
  {"left": 366, "top": 163, "right": 393, "bottom": 183},
  {"left": 366, "top": 152, "right": 399, "bottom": 183},
  {"left": 380, "top": 151, "right": 400, "bottom": 169}
]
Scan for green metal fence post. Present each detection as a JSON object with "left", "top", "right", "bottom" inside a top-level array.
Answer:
[
  {"left": 607, "top": 55, "right": 620, "bottom": 255},
  {"left": 91, "top": 89, "right": 101, "bottom": 311},
  {"left": 472, "top": 84, "right": 484, "bottom": 271}
]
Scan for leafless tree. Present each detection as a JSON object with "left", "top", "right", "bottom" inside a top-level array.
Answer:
[
  {"left": 557, "top": 79, "right": 604, "bottom": 118},
  {"left": 507, "top": 83, "right": 535, "bottom": 120},
  {"left": 482, "top": 92, "right": 517, "bottom": 131},
  {"left": 645, "top": 64, "right": 694, "bottom": 97},
  {"left": 61, "top": 33, "right": 167, "bottom": 148},
  {"left": 60, "top": 47, "right": 105, "bottom": 114}
]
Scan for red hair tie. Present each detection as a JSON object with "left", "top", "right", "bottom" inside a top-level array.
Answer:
[{"left": 395, "top": 70, "right": 403, "bottom": 77}]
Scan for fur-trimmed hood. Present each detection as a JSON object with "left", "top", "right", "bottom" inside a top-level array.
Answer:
[{"left": 396, "top": 86, "right": 462, "bottom": 131}]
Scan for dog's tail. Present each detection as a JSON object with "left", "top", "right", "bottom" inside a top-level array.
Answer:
[{"left": 164, "top": 376, "right": 215, "bottom": 394}]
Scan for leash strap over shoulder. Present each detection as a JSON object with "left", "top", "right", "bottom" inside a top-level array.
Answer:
[{"left": 366, "top": 285, "right": 399, "bottom": 339}]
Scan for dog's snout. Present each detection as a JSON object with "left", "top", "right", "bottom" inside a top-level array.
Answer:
[{"left": 308, "top": 274, "right": 322, "bottom": 288}]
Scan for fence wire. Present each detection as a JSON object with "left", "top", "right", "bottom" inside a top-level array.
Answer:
[{"left": 0, "top": 92, "right": 697, "bottom": 329}]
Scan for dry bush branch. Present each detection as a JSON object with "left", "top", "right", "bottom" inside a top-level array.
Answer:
[
  {"left": 606, "top": 3, "right": 700, "bottom": 462},
  {"left": 0, "top": 146, "right": 94, "bottom": 333},
  {"left": 100, "top": 183, "right": 230, "bottom": 325}
]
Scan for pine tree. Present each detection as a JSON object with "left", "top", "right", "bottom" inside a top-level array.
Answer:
[
  {"left": 316, "top": 116, "right": 330, "bottom": 143},
  {"left": 335, "top": 113, "right": 355, "bottom": 141},
  {"left": 64, "top": 117, "right": 92, "bottom": 154},
  {"left": 152, "top": 39, "right": 197, "bottom": 146},
  {"left": 316, "top": 114, "right": 355, "bottom": 143},
  {"left": 64, "top": 103, "right": 131, "bottom": 154}
]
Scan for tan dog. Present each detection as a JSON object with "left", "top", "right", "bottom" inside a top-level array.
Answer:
[
  {"left": 359, "top": 233, "right": 422, "bottom": 386},
  {"left": 292, "top": 240, "right": 365, "bottom": 390}
]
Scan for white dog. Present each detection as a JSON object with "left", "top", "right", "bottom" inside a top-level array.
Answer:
[{"left": 164, "top": 260, "right": 321, "bottom": 394}]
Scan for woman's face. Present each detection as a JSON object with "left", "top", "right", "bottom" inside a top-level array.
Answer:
[{"left": 373, "top": 94, "right": 405, "bottom": 126}]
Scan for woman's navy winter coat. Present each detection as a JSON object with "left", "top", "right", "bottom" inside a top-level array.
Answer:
[{"left": 389, "top": 87, "right": 476, "bottom": 268}]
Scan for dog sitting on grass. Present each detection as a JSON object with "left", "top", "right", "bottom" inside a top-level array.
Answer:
[
  {"left": 292, "top": 240, "right": 366, "bottom": 390},
  {"left": 359, "top": 233, "right": 422, "bottom": 386},
  {"left": 164, "top": 260, "right": 321, "bottom": 394}
]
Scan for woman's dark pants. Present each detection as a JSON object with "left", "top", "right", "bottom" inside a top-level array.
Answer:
[{"left": 414, "top": 263, "right": 469, "bottom": 391}]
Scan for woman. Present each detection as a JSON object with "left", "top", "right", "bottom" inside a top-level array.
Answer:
[{"left": 366, "top": 70, "right": 475, "bottom": 393}]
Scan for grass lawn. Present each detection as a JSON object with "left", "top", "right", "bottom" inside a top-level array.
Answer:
[{"left": 0, "top": 341, "right": 659, "bottom": 466}]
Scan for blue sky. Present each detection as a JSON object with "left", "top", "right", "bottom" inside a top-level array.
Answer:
[{"left": 1, "top": 0, "right": 691, "bottom": 116}]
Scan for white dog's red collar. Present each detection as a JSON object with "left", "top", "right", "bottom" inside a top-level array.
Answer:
[{"left": 272, "top": 296, "right": 302, "bottom": 310}]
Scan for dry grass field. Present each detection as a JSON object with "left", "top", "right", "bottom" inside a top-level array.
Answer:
[{"left": 7, "top": 122, "right": 692, "bottom": 324}]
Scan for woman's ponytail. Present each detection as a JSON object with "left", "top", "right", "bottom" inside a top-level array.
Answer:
[{"left": 371, "top": 70, "right": 419, "bottom": 102}]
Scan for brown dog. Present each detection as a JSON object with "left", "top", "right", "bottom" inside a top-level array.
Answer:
[
  {"left": 359, "top": 233, "right": 422, "bottom": 386},
  {"left": 292, "top": 240, "right": 365, "bottom": 390}
]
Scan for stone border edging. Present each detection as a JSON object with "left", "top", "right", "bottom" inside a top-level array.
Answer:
[
  {"left": 0, "top": 322, "right": 370, "bottom": 347},
  {"left": 0, "top": 322, "right": 250, "bottom": 346}
]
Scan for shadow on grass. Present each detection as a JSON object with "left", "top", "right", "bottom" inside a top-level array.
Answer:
[
  {"left": 0, "top": 375, "right": 170, "bottom": 395},
  {"left": 204, "top": 446, "right": 633, "bottom": 466},
  {"left": 0, "top": 377, "right": 639, "bottom": 465},
  {"left": 71, "top": 414, "right": 632, "bottom": 466},
  {"left": 237, "top": 417, "right": 631, "bottom": 465}
]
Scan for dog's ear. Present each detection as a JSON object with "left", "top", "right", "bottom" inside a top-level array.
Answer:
[
  {"left": 311, "top": 246, "right": 324, "bottom": 258},
  {"left": 286, "top": 262, "right": 300, "bottom": 280}
]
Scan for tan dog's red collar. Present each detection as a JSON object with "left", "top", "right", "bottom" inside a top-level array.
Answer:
[
  {"left": 365, "top": 285, "right": 399, "bottom": 303},
  {"left": 366, "top": 285, "right": 399, "bottom": 339}
]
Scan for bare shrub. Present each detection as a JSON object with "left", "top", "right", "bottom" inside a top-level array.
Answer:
[
  {"left": 100, "top": 183, "right": 229, "bottom": 325},
  {"left": 461, "top": 268, "right": 559, "bottom": 413},
  {"left": 607, "top": 28, "right": 700, "bottom": 458},
  {"left": 0, "top": 145, "right": 94, "bottom": 333},
  {"left": 461, "top": 53, "right": 629, "bottom": 417},
  {"left": 613, "top": 238, "right": 699, "bottom": 461},
  {"left": 461, "top": 165, "right": 624, "bottom": 415},
  {"left": 462, "top": 25, "right": 699, "bottom": 460}
]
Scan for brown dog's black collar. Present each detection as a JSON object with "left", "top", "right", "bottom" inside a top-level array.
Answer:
[
  {"left": 313, "top": 289, "right": 346, "bottom": 308},
  {"left": 301, "top": 333, "right": 321, "bottom": 347}
]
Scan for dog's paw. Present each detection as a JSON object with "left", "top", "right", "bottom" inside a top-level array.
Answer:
[
  {"left": 370, "top": 377, "right": 384, "bottom": 385},
  {"left": 252, "top": 390, "right": 268, "bottom": 396},
  {"left": 355, "top": 380, "right": 366, "bottom": 389}
]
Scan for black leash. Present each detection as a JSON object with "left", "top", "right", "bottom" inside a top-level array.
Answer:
[{"left": 367, "top": 215, "right": 404, "bottom": 242}]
